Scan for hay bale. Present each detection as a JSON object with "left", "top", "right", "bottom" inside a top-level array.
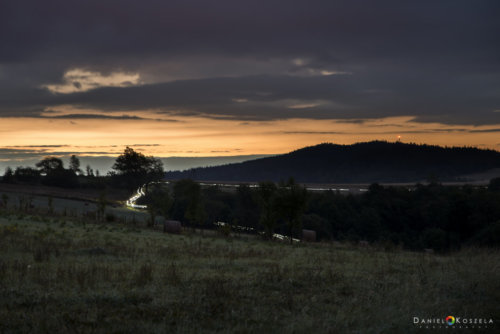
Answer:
[
  {"left": 163, "top": 220, "right": 182, "bottom": 234},
  {"left": 302, "top": 229, "right": 316, "bottom": 242}
]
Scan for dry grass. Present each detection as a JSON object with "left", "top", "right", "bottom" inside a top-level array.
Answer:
[
  {"left": 0, "top": 183, "right": 130, "bottom": 203},
  {"left": 0, "top": 212, "right": 498, "bottom": 333}
]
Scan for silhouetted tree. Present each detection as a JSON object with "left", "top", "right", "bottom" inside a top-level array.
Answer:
[
  {"left": 420, "top": 228, "right": 448, "bottom": 252},
  {"left": 69, "top": 155, "right": 82, "bottom": 175},
  {"left": 36, "top": 157, "right": 64, "bottom": 175},
  {"left": 2, "top": 167, "right": 14, "bottom": 183},
  {"left": 145, "top": 185, "right": 172, "bottom": 227},
  {"left": 471, "top": 221, "right": 500, "bottom": 247},
  {"left": 276, "top": 178, "right": 308, "bottom": 244},
  {"left": 111, "top": 147, "right": 165, "bottom": 189},
  {"left": 43, "top": 168, "right": 78, "bottom": 188},
  {"left": 86, "top": 165, "right": 94, "bottom": 177},
  {"left": 35, "top": 157, "right": 77, "bottom": 188},
  {"left": 171, "top": 179, "right": 205, "bottom": 226},
  {"left": 234, "top": 184, "right": 259, "bottom": 229},
  {"left": 302, "top": 213, "right": 332, "bottom": 239},
  {"left": 202, "top": 185, "right": 233, "bottom": 225},
  {"left": 257, "top": 181, "right": 278, "bottom": 239},
  {"left": 14, "top": 167, "right": 41, "bottom": 184}
]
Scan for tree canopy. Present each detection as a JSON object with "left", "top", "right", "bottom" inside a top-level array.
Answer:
[
  {"left": 34, "top": 157, "right": 79, "bottom": 187},
  {"left": 111, "top": 147, "right": 165, "bottom": 188},
  {"left": 36, "top": 157, "right": 64, "bottom": 175},
  {"left": 69, "top": 155, "right": 82, "bottom": 175}
]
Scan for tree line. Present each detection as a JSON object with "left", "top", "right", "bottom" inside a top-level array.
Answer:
[
  {"left": 2, "top": 146, "right": 499, "bottom": 251},
  {"left": 1, "top": 147, "right": 164, "bottom": 189},
  {"left": 144, "top": 178, "right": 500, "bottom": 251}
]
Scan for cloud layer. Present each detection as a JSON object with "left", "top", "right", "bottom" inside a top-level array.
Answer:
[{"left": 0, "top": 0, "right": 499, "bottom": 124}]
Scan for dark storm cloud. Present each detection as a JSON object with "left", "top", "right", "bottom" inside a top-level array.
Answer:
[
  {"left": 2, "top": 0, "right": 498, "bottom": 64},
  {"left": 0, "top": 0, "right": 499, "bottom": 124},
  {"left": 36, "top": 74, "right": 500, "bottom": 124}
]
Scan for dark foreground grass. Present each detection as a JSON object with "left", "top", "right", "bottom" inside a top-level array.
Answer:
[{"left": 0, "top": 214, "right": 498, "bottom": 333}]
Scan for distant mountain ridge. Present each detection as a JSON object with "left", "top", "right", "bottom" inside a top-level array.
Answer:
[{"left": 164, "top": 141, "right": 500, "bottom": 183}]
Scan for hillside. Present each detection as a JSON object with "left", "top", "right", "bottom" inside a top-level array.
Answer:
[
  {"left": 1, "top": 214, "right": 498, "bottom": 332},
  {"left": 165, "top": 141, "right": 500, "bottom": 183}
]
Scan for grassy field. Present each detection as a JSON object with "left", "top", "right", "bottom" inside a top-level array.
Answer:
[
  {"left": 0, "top": 188, "right": 149, "bottom": 224},
  {"left": 0, "top": 183, "right": 131, "bottom": 203},
  {"left": 0, "top": 211, "right": 498, "bottom": 333}
]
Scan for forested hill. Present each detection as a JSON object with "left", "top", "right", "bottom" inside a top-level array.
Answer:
[{"left": 164, "top": 141, "right": 500, "bottom": 183}]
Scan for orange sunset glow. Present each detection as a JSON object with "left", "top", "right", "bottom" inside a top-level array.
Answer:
[{"left": 1, "top": 114, "right": 499, "bottom": 158}]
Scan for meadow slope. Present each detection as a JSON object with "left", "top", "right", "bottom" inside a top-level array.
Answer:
[{"left": 0, "top": 214, "right": 498, "bottom": 333}]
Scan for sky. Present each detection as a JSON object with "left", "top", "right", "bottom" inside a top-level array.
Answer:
[{"left": 1, "top": 0, "right": 499, "bottom": 172}]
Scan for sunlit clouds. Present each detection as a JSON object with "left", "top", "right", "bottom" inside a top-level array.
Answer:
[
  {"left": 43, "top": 69, "right": 141, "bottom": 94},
  {"left": 288, "top": 102, "right": 323, "bottom": 109}
]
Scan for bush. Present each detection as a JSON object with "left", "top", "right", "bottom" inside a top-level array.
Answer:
[
  {"left": 217, "top": 223, "right": 231, "bottom": 237},
  {"left": 470, "top": 221, "right": 500, "bottom": 247},
  {"left": 42, "top": 169, "right": 79, "bottom": 188},
  {"left": 420, "top": 228, "right": 448, "bottom": 252}
]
